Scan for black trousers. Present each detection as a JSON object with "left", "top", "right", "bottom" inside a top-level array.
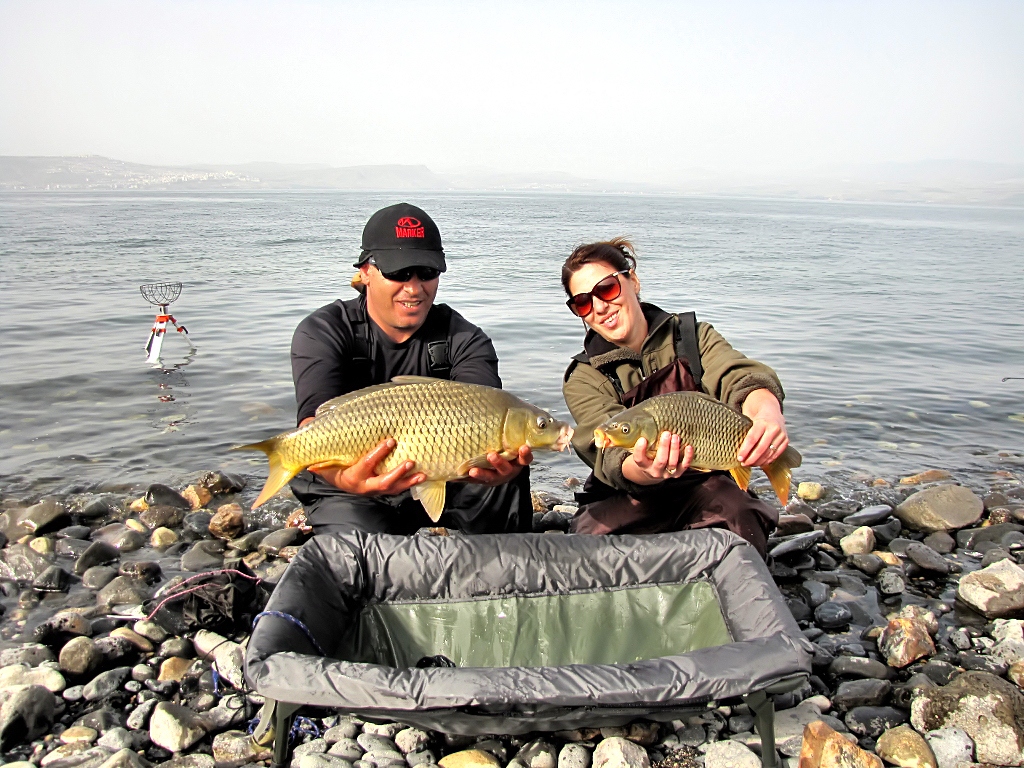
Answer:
[{"left": 289, "top": 467, "right": 534, "bottom": 536}]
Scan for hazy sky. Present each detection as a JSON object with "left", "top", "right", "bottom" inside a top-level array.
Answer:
[{"left": 1, "top": 1, "right": 1022, "bottom": 182}]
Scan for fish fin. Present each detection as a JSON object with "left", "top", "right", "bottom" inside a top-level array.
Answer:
[
  {"left": 456, "top": 455, "right": 495, "bottom": 475},
  {"left": 390, "top": 375, "right": 444, "bottom": 385},
  {"left": 729, "top": 464, "right": 752, "bottom": 492},
  {"left": 232, "top": 436, "right": 302, "bottom": 509},
  {"left": 763, "top": 446, "right": 803, "bottom": 506},
  {"left": 411, "top": 481, "right": 447, "bottom": 522}
]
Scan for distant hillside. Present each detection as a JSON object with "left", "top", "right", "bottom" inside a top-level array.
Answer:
[{"left": 1, "top": 155, "right": 1022, "bottom": 205}]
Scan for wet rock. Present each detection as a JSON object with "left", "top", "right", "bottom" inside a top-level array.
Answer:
[
  {"left": 258, "top": 527, "right": 302, "bottom": 555},
  {"left": 148, "top": 702, "right": 207, "bottom": 752},
  {"left": 181, "top": 485, "right": 213, "bottom": 511},
  {"left": 118, "top": 561, "right": 161, "bottom": 584},
  {"left": 139, "top": 505, "right": 185, "bottom": 530},
  {"left": 845, "top": 505, "right": 894, "bottom": 527},
  {"left": 198, "top": 470, "right": 246, "bottom": 495},
  {"left": 83, "top": 666, "right": 131, "bottom": 701},
  {"left": 905, "top": 543, "right": 950, "bottom": 574},
  {"left": 956, "top": 558, "right": 1024, "bottom": 617},
  {"left": 957, "top": 651, "right": 1008, "bottom": 675},
  {"left": 0, "top": 683, "right": 56, "bottom": 751},
  {"left": 438, "top": 750, "right": 502, "bottom": 768},
  {"left": 848, "top": 554, "right": 886, "bottom": 577},
  {"left": 833, "top": 679, "right": 891, "bottom": 711},
  {"left": 211, "top": 729, "right": 271, "bottom": 767},
  {"left": 96, "top": 576, "right": 149, "bottom": 608},
  {"left": 845, "top": 706, "right": 907, "bottom": 738},
  {"left": 56, "top": 538, "right": 91, "bottom": 558},
  {"left": 0, "top": 663, "right": 66, "bottom": 693},
  {"left": 79, "top": 496, "right": 119, "bottom": 519},
  {"left": 34, "top": 610, "right": 93, "bottom": 643},
  {"left": 61, "top": 725, "right": 99, "bottom": 744},
  {"left": 92, "top": 524, "right": 146, "bottom": 553},
  {"left": 801, "top": 580, "right": 830, "bottom": 608},
  {"left": 73, "top": 706, "right": 126, "bottom": 733},
  {"left": 924, "top": 728, "right": 974, "bottom": 768},
  {"left": 900, "top": 470, "right": 953, "bottom": 486},
  {"left": 874, "top": 725, "right": 936, "bottom": 768},
  {"left": 1, "top": 543, "right": 54, "bottom": 581},
  {"left": 226, "top": 529, "right": 270, "bottom": 553},
  {"left": 182, "top": 511, "right": 213, "bottom": 536},
  {"left": 879, "top": 618, "right": 936, "bottom": 668},
  {"left": 126, "top": 699, "right": 158, "bottom": 731},
  {"left": 957, "top": 522, "right": 1024, "bottom": 550},
  {"left": 144, "top": 485, "right": 190, "bottom": 510},
  {"left": 878, "top": 568, "right": 907, "bottom": 596},
  {"left": 872, "top": 518, "right": 904, "bottom": 546},
  {"left": 799, "top": 482, "right": 826, "bottom": 501},
  {"left": 923, "top": 531, "right": 956, "bottom": 555},
  {"left": 81, "top": 565, "right": 118, "bottom": 590},
  {"left": 841, "top": 527, "right": 876, "bottom": 556},
  {"left": 0, "top": 643, "right": 55, "bottom": 667},
  {"left": 180, "top": 540, "right": 225, "bottom": 571},
  {"left": 798, "top": 721, "right": 882, "bottom": 768},
  {"left": 895, "top": 485, "right": 983, "bottom": 532},
  {"left": 815, "top": 602, "right": 853, "bottom": 630},
  {"left": 704, "top": 741, "right": 758, "bottom": 768},
  {"left": 890, "top": 605, "right": 939, "bottom": 635},
  {"left": 23, "top": 499, "right": 71, "bottom": 534},
  {"left": 776, "top": 514, "right": 815, "bottom": 536},
  {"left": 830, "top": 657, "right": 891, "bottom": 679},
  {"left": 591, "top": 738, "right": 648, "bottom": 768},
  {"left": 208, "top": 504, "right": 244, "bottom": 540},
  {"left": 75, "top": 542, "right": 120, "bottom": 575},
  {"left": 33, "top": 565, "right": 71, "bottom": 593},
  {"left": 910, "top": 671, "right": 1024, "bottom": 766}
]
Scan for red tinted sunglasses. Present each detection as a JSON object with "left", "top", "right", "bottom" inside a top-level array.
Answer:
[{"left": 565, "top": 270, "right": 630, "bottom": 316}]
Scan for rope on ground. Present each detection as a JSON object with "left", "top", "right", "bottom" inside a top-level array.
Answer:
[
  {"left": 144, "top": 568, "right": 262, "bottom": 622},
  {"left": 252, "top": 610, "right": 326, "bottom": 656}
]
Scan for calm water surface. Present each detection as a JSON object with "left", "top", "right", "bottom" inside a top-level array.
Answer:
[{"left": 2, "top": 192, "right": 1022, "bottom": 503}]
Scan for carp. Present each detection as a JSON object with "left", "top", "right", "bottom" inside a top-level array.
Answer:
[
  {"left": 235, "top": 376, "right": 573, "bottom": 520},
  {"left": 593, "top": 391, "right": 802, "bottom": 505}
]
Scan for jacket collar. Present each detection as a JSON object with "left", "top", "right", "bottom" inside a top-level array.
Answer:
[{"left": 583, "top": 303, "right": 674, "bottom": 369}]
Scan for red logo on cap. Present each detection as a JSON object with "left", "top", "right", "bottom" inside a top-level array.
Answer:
[{"left": 395, "top": 216, "right": 425, "bottom": 238}]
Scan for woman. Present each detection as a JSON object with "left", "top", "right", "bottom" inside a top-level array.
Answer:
[{"left": 561, "top": 238, "right": 788, "bottom": 557}]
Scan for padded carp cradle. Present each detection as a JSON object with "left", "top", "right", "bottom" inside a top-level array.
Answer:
[{"left": 244, "top": 529, "right": 812, "bottom": 768}]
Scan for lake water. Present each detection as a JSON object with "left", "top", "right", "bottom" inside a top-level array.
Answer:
[{"left": 2, "top": 191, "right": 1022, "bottom": 505}]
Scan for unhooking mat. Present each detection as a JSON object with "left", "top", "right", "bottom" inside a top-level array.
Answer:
[{"left": 244, "top": 528, "right": 812, "bottom": 734}]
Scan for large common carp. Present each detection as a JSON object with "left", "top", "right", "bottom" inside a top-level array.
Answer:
[
  {"left": 235, "top": 376, "right": 573, "bottom": 520},
  {"left": 593, "top": 391, "right": 802, "bottom": 505}
]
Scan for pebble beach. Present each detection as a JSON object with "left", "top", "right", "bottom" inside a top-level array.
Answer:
[{"left": 1, "top": 458, "right": 1023, "bottom": 768}]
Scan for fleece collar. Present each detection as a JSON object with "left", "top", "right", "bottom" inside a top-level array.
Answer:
[{"left": 583, "top": 303, "right": 674, "bottom": 369}]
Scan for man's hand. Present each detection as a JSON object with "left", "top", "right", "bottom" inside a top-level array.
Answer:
[
  {"left": 308, "top": 437, "right": 426, "bottom": 496},
  {"left": 623, "top": 431, "right": 695, "bottom": 485},
  {"left": 466, "top": 445, "right": 533, "bottom": 486},
  {"left": 737, "top": 388, "right": 788, "bottom": 468}
]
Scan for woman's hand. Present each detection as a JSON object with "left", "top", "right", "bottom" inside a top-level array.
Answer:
[
  {"left": 308, "top": 437, "right": 426, "bottom": 496},
  {"left": 466, "top": 445, "right": 534, "bottom": 486},
  {"left": 738, "top": 389, "right": 788, "bottom": 468},
  {"left": 622, "top": 431, "right": 694, "bottom": 485}
]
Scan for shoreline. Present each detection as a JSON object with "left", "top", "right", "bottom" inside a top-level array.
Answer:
[{"left": 0, "top": 464, "right": 1023, "bottom": 767}]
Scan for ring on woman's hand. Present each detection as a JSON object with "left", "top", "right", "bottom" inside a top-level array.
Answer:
[
  {"left": 666, "top": 467, "right": 676, "bottom": 475},
  {"left": 769, "top": 444, "right": 776, "bottom": 450}
]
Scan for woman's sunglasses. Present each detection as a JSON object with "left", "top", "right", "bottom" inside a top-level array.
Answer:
[
  {"left": 565, "top": 269, "right": 631, "bottom": 317},
  {"left": 369, "top": 258, "right": 441, "bottom": 283}
]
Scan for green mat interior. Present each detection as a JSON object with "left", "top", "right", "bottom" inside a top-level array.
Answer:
[{"left": 342, "top": 581, "right": 733, "bottom": 668}]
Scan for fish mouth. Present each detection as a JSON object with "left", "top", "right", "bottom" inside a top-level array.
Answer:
[
  {"left": 593, "top": 428, "right": 610, "bottom": 449},
  {"left": 554, "top": 425, "right": 574, "bottom": 452}
]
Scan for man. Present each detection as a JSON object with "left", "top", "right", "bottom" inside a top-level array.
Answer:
[{"left": 289, "top": 203, "right": 534, "bottom": 535}]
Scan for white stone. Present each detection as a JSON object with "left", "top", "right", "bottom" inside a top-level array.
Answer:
[
  {"left": 592, "top": 737, "right": 649, "bottom": 768},
  {"left": 956, "top": 559, "right": 1024, "bottom": 618},
  {"left": 704, "top": 741, "right": 760, "bottom": 768},
  {"left": 798, "top": 482, "right": 825, "bottom": 501},
  {"left": 148, "top": 702, "right": 207, "bottom": 752},
  {"left": 841, "top": 527, "right": 876, "bottom": 556},
  {"left": 925, "top": 728, "right": 974, "bottom": 768},
  {"left": 0, "top": 663, "right": 66, "bottom": 693}
]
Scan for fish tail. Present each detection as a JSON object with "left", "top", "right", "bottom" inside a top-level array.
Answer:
[
  {"left": 763, "top": 445, "right": 803, "bottom": 506},
  {"left": 232, "top": 436, "right": 302, "bottom": 509}
]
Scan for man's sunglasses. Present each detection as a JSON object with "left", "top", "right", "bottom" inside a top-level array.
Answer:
[
  {"left": 370, "top": 259, "right": 441, "bottom": 283},
  {"left": 565, "top": 269, "right": 631, "bottom": 317}
]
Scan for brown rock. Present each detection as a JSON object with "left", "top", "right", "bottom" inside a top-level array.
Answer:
[
  {"left": 110, "top": 627, "right": 154, "bottom": 653},
  {"left": 285, "top": 507, "right": 311, "bottom": 533},
  {"left": 798, "top": 721, "right": 882, "bottom": 768},
  {"left": 878, "top": 618, "right": 935, "bottom": 668},
  {"left": 873, "top": 551, "right": 902, "bottom": 566},
  {"left": 181, "top": 485, "right": 212, "bottom": 511},
  {"left": 129, "top": 498, "right": 148, "bottom": 513},
  {"left": 875, "top": 724, "right": 937, "bottom": 768},
  {"left": 777, "top": 514, "right": 815, "bottom": 536},
  {"left": 895, "top": 485, "right": 983, "bottom": 532},
  {"left": 899, "top": 469, "right": 953, "bottom": 485},
  {"left": 208, "top": 504, "right": 244, "bottom": 540}
]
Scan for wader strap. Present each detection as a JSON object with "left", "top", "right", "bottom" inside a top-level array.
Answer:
[{"left": 674, "top": 311, "right": 703, "bottom": 390}]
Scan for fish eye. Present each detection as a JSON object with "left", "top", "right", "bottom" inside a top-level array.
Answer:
[
  {"left": 536, "top": 416, "right": 550, "bottom": 429},
  {"left": 620, "top": 425, "right": 630, "bottom": 434}
]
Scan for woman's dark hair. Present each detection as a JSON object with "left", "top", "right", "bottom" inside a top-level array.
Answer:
[{"left": 561, "top": 237, "right": 637, "bottom": 296}]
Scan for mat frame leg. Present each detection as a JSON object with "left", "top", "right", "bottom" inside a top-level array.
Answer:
[{"left": 744, "top": 689, "right": 777, "bottom": 768}]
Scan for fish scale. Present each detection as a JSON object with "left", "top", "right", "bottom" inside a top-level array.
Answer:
[{"left": 235, "top": 376, "right": 573, "bottom": 520}]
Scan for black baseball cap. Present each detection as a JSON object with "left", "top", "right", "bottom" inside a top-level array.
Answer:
[{"left": 353, "top": 203, "right": 447, "bottom": 273}]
